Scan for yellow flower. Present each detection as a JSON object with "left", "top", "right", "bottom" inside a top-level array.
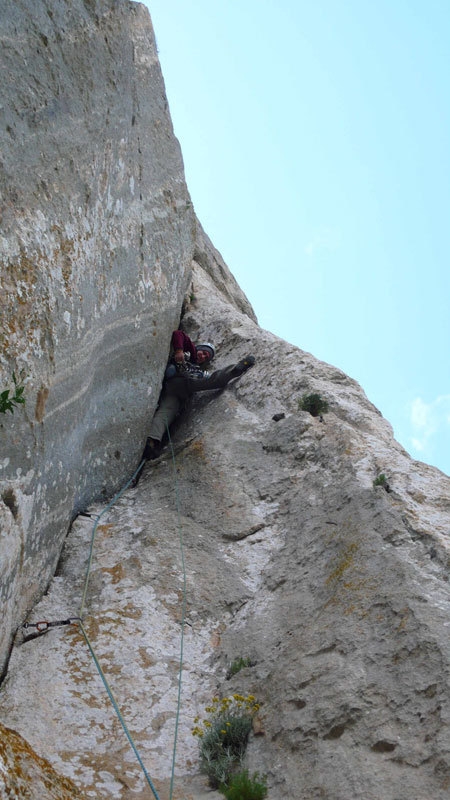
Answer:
[{"left": 220, "top": 729, "right": 227, "bottom": 735}]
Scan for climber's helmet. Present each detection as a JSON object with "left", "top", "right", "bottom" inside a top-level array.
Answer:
[{"left": 196, "top": 343, "right": 215, "bottom": 364}]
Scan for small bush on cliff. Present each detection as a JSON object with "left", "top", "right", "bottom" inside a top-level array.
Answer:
[
  {"left": 298, "top": 392, "right": 329, "bottom": 417},
  {"left": 226, "top": 656, "right": 255, "bottom": 679},
  {"left": 192, "top": 694, "right": 260, "bottom": 788},
  {"left": 220, "top": 769, "right": 267, "bottom": 800},
  {"left": 373, "top": 473, "right": 391, "bottom": 492},
  {"left": 0, "top": 372, "right": 26, "bottom": 414}
]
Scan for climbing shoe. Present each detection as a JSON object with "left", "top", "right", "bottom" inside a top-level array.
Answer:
[
  {"left": 143, "top": 437, "right": 161, "bottom": 460},
  {"left": 232, "top": 354, "right": 256, "bottom": 377},
  {"left": 131, "top": 438, "right": 161, "bottom": 487}
]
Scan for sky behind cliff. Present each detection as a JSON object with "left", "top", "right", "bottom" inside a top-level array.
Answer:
[{"left": 144, "top": 0, "right": 450, "bottom": 477}]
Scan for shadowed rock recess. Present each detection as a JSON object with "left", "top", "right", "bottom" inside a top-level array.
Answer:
[{"left": 1, "top": 2, "right": 449, "bottom": 799}]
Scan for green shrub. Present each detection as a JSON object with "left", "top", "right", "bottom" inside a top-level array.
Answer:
[
  {"left": 0, "top": 372, "right": 25, "bottom": 414},
  {"left": 373, "top": 473, "right": 391, "bottom": 492},
  {"left": 226, "top": 656, "right": 255, "bottom": 679},
  {"left": 298, "top": 393, "right": 329, "bottom": 417},
  {"left": 192, "top": 694, "right": 260, "bottom": 788},
  {"left": 220, "top": 769, "right": 268, "bottom": 800}
]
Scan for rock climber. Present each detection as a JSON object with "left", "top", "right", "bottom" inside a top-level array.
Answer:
[{"left": 132, "top": 330, "right": 255, "bottom": 484}]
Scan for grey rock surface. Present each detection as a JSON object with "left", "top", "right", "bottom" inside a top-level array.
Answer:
[
  {"left": 0, "top": 0, "right": 195, "bottom": 671},
  {"left": 1, "top": 256, "right": 449, "bottom": 799},
  {"left": 1, "top": 2, "right": 450, "bottom": 799}
]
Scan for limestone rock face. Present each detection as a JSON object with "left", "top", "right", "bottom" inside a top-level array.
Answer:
[
  {"left": 1, "top": 253, "right": 449, "bottom": 799},
  {"left": 0, "top": 0, "right": 195, "bottom": 671},
  {"left": 1, "top": 2, "right": 450, "bottom": 799}
]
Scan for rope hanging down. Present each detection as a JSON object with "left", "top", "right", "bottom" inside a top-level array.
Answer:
[
  {"left": 78, "top": 458, "right": 162, "bottom": 800},
  {"left": 22, "top": 426, "right": 189, "bottom": 800},
  {"left": 79, "top": 620, "right": 161, "bottom": 800},
  {"left": 165, "top": 418, "right": 188, "bottom": 800},
  {"left": 23, "top": 458, "right": 162, "bottom": 800},
  {"left": 79, "top": 459, "right": 145, "bottom": 618}
]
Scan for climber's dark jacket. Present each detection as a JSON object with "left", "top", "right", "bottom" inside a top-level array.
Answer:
[{"left": 171, "top": 329, "right": 198, "bottom": 363}]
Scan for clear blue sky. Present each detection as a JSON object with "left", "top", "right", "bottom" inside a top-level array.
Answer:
[{"left": 142, "top": 0, "right": 450, "bottom": 477}]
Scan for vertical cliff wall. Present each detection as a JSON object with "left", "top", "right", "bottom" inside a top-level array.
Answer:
[
  {"left": 1, "top": 252, "right": 449, "bottom": 800},
  {"left": 1, "top": 2, "right": 450, "bottom": 800},
  {"left": 0, "top": 0, "right": 195, "bottom": 671}
]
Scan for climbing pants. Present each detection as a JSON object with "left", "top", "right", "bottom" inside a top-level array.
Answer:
[{"left": 148, "top": 363, "right": 239, "bottom": 442}]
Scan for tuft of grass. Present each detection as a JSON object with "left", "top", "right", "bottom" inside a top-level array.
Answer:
[
  {"left": 373, "top": 473, "right": 391, "bottom": 492},
  {"left": 226, "top": 656, "right": 255, "bottom": 680},
  {"left": 220, "top": 769, "right": 268, "bottom": 800},
  {"left": 298, "top": 393, "right": 329, "bottom": 417}
]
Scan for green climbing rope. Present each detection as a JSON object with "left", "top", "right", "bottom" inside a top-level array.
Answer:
[
  {"left": 26, "top": 438, "right": 187, "bottom": 799},
  {"left": 77, "top": 425, "right": 188, "bottom": 800},
  {"left": 78, "top": 458, "right": 162, "bottom": 800},
  {"left": 79, "top": 621, "right": 161, "bottom": 800},
  {"left": 79, "top": 460, "right": 145, "bottom": 618},
  {"left": 165, "top": 421, "right": 188, "bottom": 800}
]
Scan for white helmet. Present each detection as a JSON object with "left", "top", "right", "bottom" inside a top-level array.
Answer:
[{"left": 196, "top": 342, "right": 215, "bottom": 360}]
